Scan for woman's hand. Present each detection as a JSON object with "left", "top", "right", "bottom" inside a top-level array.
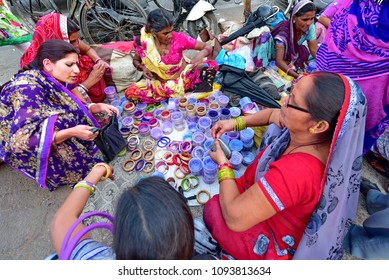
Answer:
[
  {"left": 212, "top": 119, "right": 234, "bottom": 139},
  {"left": 87, "top": 63, "right": 106, "bottom": 86},
  {"left": 142, "top": 67, "right": 155, "bottom": 80},
  {"left": 91, "top": 103, "right": 120, "bottom": 116},
  {"left": 72, "top": 125, "right": 99, "bottom": 141},
  {"left": 208, "top": 139, "right": 229, "bottom": 165}
]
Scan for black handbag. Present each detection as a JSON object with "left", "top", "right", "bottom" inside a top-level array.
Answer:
[{"left": 92, "top": 112, "right": 126, "bottom": 162}]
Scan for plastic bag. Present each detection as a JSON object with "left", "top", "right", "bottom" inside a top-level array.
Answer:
[
  {"left": 230, "top": 45, "right": 255, "bottom": 71},
  {"left": 215, "top": 49, "right": 246, "bottom": 70},
  {"left": 0, "top": 3, "right": 32, "bottom": 46}
]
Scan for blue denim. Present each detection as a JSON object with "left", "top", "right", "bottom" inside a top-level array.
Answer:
[{"left": 343, "top": 191, "right": 389, "bottom": 259}]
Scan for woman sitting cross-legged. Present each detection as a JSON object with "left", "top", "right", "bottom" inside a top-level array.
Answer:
[
  {"left": 196, "top": 72, "right": 367, "bottom": 260},
  {"left": 0, "top": 39, "right": 119, "bottom": 191},
  {"left": 271, "top": 0, "right": 318, "bottom": 79},
  {"left": 125, "top": 8, "right": 217, "bottom": 104}
]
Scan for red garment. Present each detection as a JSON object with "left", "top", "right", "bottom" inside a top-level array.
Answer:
[
  {"left": 19, "top": 13, "right": 106, "bottom": 103},
  {"left": 203, "top": 150, "right": 325, "bottom": 260}
]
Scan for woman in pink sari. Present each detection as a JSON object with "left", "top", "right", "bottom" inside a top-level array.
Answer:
[{"left": 125, "top": 8, "right": 217, "bottom": 104}]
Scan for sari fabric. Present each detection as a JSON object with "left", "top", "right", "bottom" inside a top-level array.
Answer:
[
  {"left": 271, "top": 0, "right": 314, "bottom": 69},
  {"left": 316, "top": 0, "right": 389, "bottom": 152},
  {"left": 19, "top": 13, "right": 106, "bottom": 103},
  {"left": 125, "top": 27, "right": 214, "bottom": 104},
  {"left": 0, "top": 70, "right": 101, "bottom": 191}
]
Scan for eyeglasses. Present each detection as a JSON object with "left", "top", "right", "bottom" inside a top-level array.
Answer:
[{"left": 285, "top": 93, "right": 310, "bottom": 114}]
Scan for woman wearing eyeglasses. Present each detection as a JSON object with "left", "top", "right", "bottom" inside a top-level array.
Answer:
[{"left": 195, "top": 72, "right": 367, "bottom": 260}]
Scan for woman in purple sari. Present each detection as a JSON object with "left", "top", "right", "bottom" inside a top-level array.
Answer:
[
  {"left": 271, "top": 0, "right": 318, "bottom": 79},
  {"left": 316, "top": 0, "right": 389, "bottom": 153},
  {"left": 0, "top": 39, "right": 119, "bottom": 191}
]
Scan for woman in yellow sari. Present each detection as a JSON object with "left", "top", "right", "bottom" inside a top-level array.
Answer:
[{"left": 125, "top": 8, "right": 216, "bottom": 104}]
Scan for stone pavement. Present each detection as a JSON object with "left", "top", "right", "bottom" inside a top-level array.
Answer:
[{"left": 1, "top": 0, "right": 388, "bottom": 260}]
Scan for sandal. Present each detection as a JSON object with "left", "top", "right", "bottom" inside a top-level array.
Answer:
[{"left": 364, "top": 151, "right": 389, "bottom": 178}]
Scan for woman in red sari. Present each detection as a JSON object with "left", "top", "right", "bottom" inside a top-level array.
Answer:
[{"left": 20, "top": 13, "right": 109, "bottom": 103}]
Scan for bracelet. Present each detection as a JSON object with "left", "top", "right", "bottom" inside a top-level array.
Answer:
[
  {"left": 87, "top": 102, "right": 96, "bottom": 111},
  {"left": 217, "top": 167, "right": 235, "bottom": 183},
  {"left": 286, "top": 67, "right": 295, "bottom": 76},
  {"left": 94, "top": 58, "right": 102, "bottom": 63},
  {"left": 174, "top": 166, "right": 186, "bottom": 179},
  {"left": 196, "top": 189, "right": 211, "bottom": 205},
  {"left": 188, "top": 175, "right": 200, "bottom": 189},
  {"left": 78, "top": 83, "right": 89, "bottom": 94},
  {"left": 122, "top": 159, "right": 135, "bottom": 172},
  {"left": 130, "top": 126, "right": 139, "bottom": 134},
  {"left": 143, "top": 139, "right": 155, "bottom": 150},
  {"left": 143, "top": 161, "right": 155, "bottom": 173},
  {"left": 179, "top": 164, "right": 191, "bottom": 176},
  {"left": 181, "top": 177, "right": 192, "bottom": 192},
  {"left": 166, "top": 177, "right": 177, "bottom": 188},
  {"left": 180, "top": 141, "right": 192, "bottom": 153},
  {"left": 157, "top": 136, "right": 171, "bottom": 148},
  {"left": 74, "top": 181, "right": 96, "bottom": 195},
  {"left": 143, "top": 150, "right": 155, "bottom": 161},
  {"left": 156, "top": 161, "right": 169, "bottom": 174},
  {"left": 163, "top": 151, "right": 174, "bottom": 163},
  {"left": 130, "top": 149, "right": 142, "bottom": 161},
  {"left": 218, "top": 163, "right": 233, "bottom": 170},
  {"left": 232, "top": 116, "right": 246, "bottom": 131},
  {"left": 154, "top": 149, "right": 165, "bottom": 160},
  {"left": 94, "top": 162, "right": 111, "bottom": 181},
  {"left": 135, "top": 159, "right": 145, "bottom": 172}
]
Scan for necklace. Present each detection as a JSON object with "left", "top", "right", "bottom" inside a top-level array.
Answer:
[{"left": 286, "top": 139, "right": 329, "bottom": 155}]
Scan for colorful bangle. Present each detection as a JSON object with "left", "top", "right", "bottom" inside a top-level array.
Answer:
[
  {"left": 218, "top": 163, "right": 233, "bottom": 170},
  {"left": 135, "top": 159, "right": 145, "bottom": 172},
  {"left": 130, "top": 149, "right": 142, "bottom": 161},
  {"left": 166, "top": 177, "right": 177, "bottom": 188},
  {"left": 145, "top": 105, "right": 156, "bottom": 113},
  {"left": 143, "top": 161, "right": 155, "bottom": 173},
  {"left": 157, "top": 136, "right": 171, "bottom": 148},
  {"left": 160, "top": 110, "right": 171, "bottom": 122},
  {"left": 94, "top": 162, "right": 111, "bottom": 181},
  {"left": 74, "top": 181, "right": 96, "bottom": 195},
  {"left": 188, "top": 175, "right": 200, "bottom": 189},
  {"left": 122, "top": 159, "right": 135, "bottom": 172},
  {"left": 217, "top": 167, "right": 235, "bottom": 183},
  {"left": 143, "top": 150, "right": 155, "bottom": 161},
  {"left": 196, "top": 189, "right": 211, "bottom": 205},
  {"left": 163, "top": 151, "right": 174, "bottom": 163},
  {"left": 174, "top": 166, "right": 186, "bottom": 179},
  {"left": 124, "top": 102, "right": 136, "bottom": 113},
  {"left": 87, "top": 102, "right": 96, "bottom": 111},
  {"left": 154, "top": 149, "right": 165, "bottom": 160},
  {"left": 181, "top": 177, "right": 192, "bottom": 192},
  {"left": 167, "top": 141, "right": 181, "bottom": 153},
  {"left": 143, "top": 139, "right": 155, "bottom": 150},
  {"left": 180, "top": 141, "right": 192, "bottom": 153},
  {"left": 148, "top": 118, "right": 159, "bottom": 128},
  {"left": 156, "top": 161, "right": 169, "bottom": 174},
  {"left": 130, "top": 126, "right": 139, "bottom": 134},
  {"left": 179, "top": 164, "right": 191, "bottom": 175},
  {"left": 232, "top": 116, "right": 247, "bottom": 131}
]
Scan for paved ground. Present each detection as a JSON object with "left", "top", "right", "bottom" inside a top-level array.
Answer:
[{"left": 0, "top": 0, "right": 388, "bottom": 260}]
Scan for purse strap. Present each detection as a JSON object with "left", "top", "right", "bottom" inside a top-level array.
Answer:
[{"left": 59, "top": 211, "right": 114, "bottom": 260}]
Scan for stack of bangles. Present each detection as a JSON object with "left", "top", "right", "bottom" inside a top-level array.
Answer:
[
  {"left": 127, "top": 135, "right": 140, "bottom": 150},
  {"left": 122, "top": 149, "right": 155, "bottom": 173},
  {"left": 157, "top": 136, "right": 171, "bottom": 148},
  {"left": 124, "top": 102, "right": 136, "bottom": 114},
  {"left": 160, "top": 110, "right": 171, "bottom": 122},
  {"left": 232, "top": 116, "right": 247, "bottom": 131},
  {"left": 73, "top": 180, "right": 96, "bottom": 195},
  {"left": 217, "top": 163, "right": 235, "bottom": 183},
  {"left": 143, "top": 138, "right": 155, "bottom": 150}
]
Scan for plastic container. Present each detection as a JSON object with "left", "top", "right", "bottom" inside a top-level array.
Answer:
[
  {"left": 240, "top": 127, "right": 255, "bottom": 143},
  {"left": 150, "top": 127, "right": 163, "bottom": 140},
  {"left": 220, "top": 108, "right": 231, "bottom": 120},
  {"left": 202, "top": 156, "right": 218, "bottom": 176},
  {"left": 122, "top": 116, "right": 134, "bottom": 128},
  {"left": 229, "top": 139, "right": 243, "bottom": 152},
  {"left": 203, "top": 139, "right": 214, "bottom": 151},
  {"left": 136, "top": 103, "right": 147, "bottom": 111},
  {"left": 242, "top": 151, "right": 256, "bottom": 166},
  {"left": 227, "top": 131, "right": 240, "bottom": 140},
  {"left": 191, "top": 145, "right": 205, "bottom": 159},
  {"left": 218, "top": 95, "right": 229, "bottom": 108},
  {"left": 188, "top": 158, "right": 203, "bottom": 176},
  {"left": 193, "top": 131, "right": 206, "bottom": 147},
  {"left": 220, "top": 133, "right": 230, "bottom": 144},
  {"left": 229, "top": 151, "right": 243, "bottom": 170},
  {"left": 229, "top": 107, "right": 241, "bottom": 118},
  {"left": 161, "top": 121, "right": 173, "bottom": 135},
  {"left": 104, "top": 86, "right": 118, "bottom": 101},
  {"left": 207, "top": 110, "right": 220, "bottom": 125},
  {"left": 198, "top": 116, "right": 212, "bottom": 132},
  {"left": 242, "top": 139, "right": 254, "bottom": 150}
]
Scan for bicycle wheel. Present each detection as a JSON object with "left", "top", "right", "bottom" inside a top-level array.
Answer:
[
  {"left": 79, "top": 0, "right": 148, "bottom": 44},
  {"left": 154, "top": 0, "right": 217, "bottom": 13},
  {"left": 12, "top": 0, "right": 59, "bottom": 32},
  {"left": 272, "top": 0, "right": 294, "bottom": 16}
]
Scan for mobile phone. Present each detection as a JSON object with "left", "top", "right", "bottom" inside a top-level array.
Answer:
[{"left": 90, "top": 127, "right": 99, "bottom": 134}]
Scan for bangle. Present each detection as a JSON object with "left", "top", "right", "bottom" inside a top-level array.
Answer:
[
  {"left": 143, "top": 150, "right": 155, "bottom": 161},
  {"left": 52, "top": 131, "right": 57, "bottom": 144},
  {"left": 174, "top": 166, "right": 186, "bottom": 179},
  {"left": 155, "top": 149, "right": 165, "bottom": 160},
  {"left": 286, "top": 67, "right": 296, "bottom": 76},
  {"left": 87, "top": 102, "right": 96, "bottom": 111},
  {"left": 143, "top": 139, "right": 155, "bottom": 150},
  {"left": 179, "top": 164, "right": 191, "bottom": 175},
  {"left": 188, "top": 175, "right": 200, "bottom": 189},
  {"left": 122, "top": 159, "right": 135, "bottom": 172},
  {"left": 78, "top": 83, "right": 89, "bottom": 94},
  {"left": 94, "top": 162, "right": 111, "bottom": 181},
  {"left": 135, "top": 159, "right": 145, "bottom": 172},
  {"left": 232, "top": 116, "right": 246, "bottom": 131},
  {"left": 130, "top": 149, "right": 142, "bottom": 161},
  {"left": 163, "top": 151, "right": 174, "bottom": 163},
  {"left": 181, "top": 177, "right": 192, "bottom": 192},
  {"left": 156, "top": 161, "right": 169, "bottom": 174},
  {"left": 218, "top": 163, "right": 233, "bottom": 170},
  {"left": 166, "top": 177, "right": 177, "bottom": 188},
  {"left": 130, "top": 126, "right": 139, "bottom": 134},
  {"left": 95, "top": 58, "right": 102, "bottom": 63},
  {"left": 74, "top": 181, "right": 96, "bottom": 195},
  {"left": 217, "top": 167, "right": 235, "bottom": 183},
  {"left": 180, "top": 141, "right": 192, "bottom": 153},
  {"left": 196, "top": 189, "right": 211, "bottom": 205},
  {"left": 143, "top": 161, "right": 154, "bottom": 173}
]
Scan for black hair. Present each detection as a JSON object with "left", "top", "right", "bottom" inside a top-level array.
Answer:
[
  {"left": 28, "top": 39, "right": 79, "bottom": 70},
  {"left": 113, "top": 176, "right": 194, "bottom": 260},
  {"left": 294, "top": 2, "right": 316, "bottom": 17},
  {"left": 305, "top": 72, "right": 345, "bottom": 137},
  {"left": 67, "top": 17, "right": 80, "bottom": 36},
  {"left": 145, "top": 8, "right": 174, "bottom": 33}
]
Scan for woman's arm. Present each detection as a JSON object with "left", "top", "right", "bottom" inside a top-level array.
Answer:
[
  {"left": 132, "top": 52, "right": 155, "bottom": 79},
  {"left": 53, "top": 125, "right": 98, "bottom": 145},
  {"left": 191, "top": 40, "right": 212, "bottom": 64},
  {"left": 50, "top": 163, "right": 112, "bottom": 255},
  {"left": 212, "top": 108, "right": 281, "bottom": 138},
  {"left": 307, "top": 39, "right": 318, "bottom": 58},
  {"left": 317, "top": 15, "right": 331, "bottom": 28},
  {"left": 274, "top": 44, "right": 299, "bottom": 79}
]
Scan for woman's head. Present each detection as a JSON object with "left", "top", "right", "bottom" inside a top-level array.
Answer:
[
  {"left": 292, "top": 1, "right": 316, "bottom": 33},
  {"left": 282, "top": 72, "right": 345, "bottom": 138},
  {"left": 67, "top": 18, "right": 80, "bottom": 48},
  {"left": 145, "top": 8, "right": 174, "bottom": 44},
  {"left": 113, "top": 176, "right": 194, "bottom": 260},
  {"left": 29, "top": 39, "right": 80, "bottom": 84}
]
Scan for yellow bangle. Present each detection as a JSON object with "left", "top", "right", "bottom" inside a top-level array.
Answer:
[
  {"left": 94, "top": 162, "right": 111, "bottom": 181},
  {"left": 196, "top": 189, "right": 211, "bottom": 205}
]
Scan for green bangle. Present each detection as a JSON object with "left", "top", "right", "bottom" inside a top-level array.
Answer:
[
  {"left": 73, "top": 183, "right": 96, "bottom": 195},
  {"left": 181, "top": 177, "right": 192, "bottom": 192},
  {"left": 188, "top": 175, "right": 200, "bottom": 189}
]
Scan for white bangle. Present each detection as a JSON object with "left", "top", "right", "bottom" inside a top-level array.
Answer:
[{"left": 87, "top": 103, "right": 96, "bottom": 111}]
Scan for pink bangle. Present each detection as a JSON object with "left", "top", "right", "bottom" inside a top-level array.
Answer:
[{"left": 286, "top": 67, "right": 294, "bottom": 76}]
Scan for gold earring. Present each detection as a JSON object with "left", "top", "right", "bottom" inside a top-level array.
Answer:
[
  {"left": 309, "top": 128, "right": 315, "bottom": 133},
  {"left": 293, "top": 20, "right": 296, "bottom": 23}
]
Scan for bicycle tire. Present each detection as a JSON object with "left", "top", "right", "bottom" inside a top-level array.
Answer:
[
  {"left": 12, "top": 0, "right": 59, "bottom": 32},
  {"left": 153, "top": 0, "right": 217, "bottom": 13},
  {"left": 272, "top": 0, "right": 294, "bottom": 16},
  {"left": 187, "top": 11, "right": 218, "bottom": 39},
  {"left": 79, "top": 0, "right": 148, "bottom": 44}
]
